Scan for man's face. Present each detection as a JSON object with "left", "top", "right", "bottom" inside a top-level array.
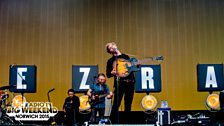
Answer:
[
  {"left": 98, "top": 75, "right": 106, "bottom": 84},
  {"left": 68, "top": 91, "right": 74, "bottom": 98},
  {"left": 107, "top": 43, "right": 117, "bottom": 54}
]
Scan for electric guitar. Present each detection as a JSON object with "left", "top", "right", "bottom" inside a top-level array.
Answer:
[
  {"left": 79, "top": 95, "right": 91, "bottom": 111},
  {"left": 112, "top": 56, "right": 163, "bottom": 77},
  {"left": 89, "top": 93, "right": 108, "bottom": 105}
]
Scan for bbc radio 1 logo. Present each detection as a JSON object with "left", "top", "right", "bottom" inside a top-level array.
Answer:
[{"left": 6, "top": 95, "right": 58, "bottom": 121}]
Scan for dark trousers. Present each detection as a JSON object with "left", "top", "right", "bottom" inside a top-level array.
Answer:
[
  {"left": 64, "top": 109, "right": 79, "bottom": 126},
  {"left": 220, "top": 92, "right": 224, "bottom": 111},
  {"left": 110, "top": 81, "right": 135, "bottom": 124},
  {"left": 89, "top": 107, "right": 105, "bottom": 123}
]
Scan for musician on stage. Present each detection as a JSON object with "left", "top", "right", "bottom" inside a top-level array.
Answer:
[
  {"left": 63, "top": 88, "right": 80, "bottom": 126},
  {"left": 87, "top": 73, "right": 113, "bottom": 124},
  {"left": 105, "top": 42, "right": 136, "bottom": 124}
]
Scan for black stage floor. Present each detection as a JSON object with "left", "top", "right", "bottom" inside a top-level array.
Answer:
[{"left": 1, "top": 110, "right": 224, "bottom": 125}]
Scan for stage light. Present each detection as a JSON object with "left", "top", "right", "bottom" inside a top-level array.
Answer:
[
  {"left": 141, "top": 94, "right": 158, "bottom": 111},
  {"left": 12, "top": 95, "right": 27, "bottom": 109},
  {"left": 206, "top": 93, "right": 220, "bottom": 110},
  {"left": 79, "top": 95, "right": 91, "bottom": 113}
]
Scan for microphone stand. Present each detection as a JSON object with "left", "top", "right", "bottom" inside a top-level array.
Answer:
[
  {"left": 16, "top": 72, "right": 26, "bottom": 111},
  {"left": 47, "top": 88, "right": 56, "bottom": 125},
  {"left": 88, "top": 76, "right": 97, "bottom": 124},
  {"left": 90, "top": 76, "right": 97, "bottom": 106},
  {"left": 115, "top": 52, "right": 120, "bottom": 124},
  {"left": 12, "top": 65, "right": 27, "bottom": 110},
  {"left": 7, "top": 70, "right": 24, "bottom": 125},
  {"left": 12, "top": 71, "right": 24, "bottom": 124},
  {"left": 10, "top": 65, "right": 25, "bottom": 125}
]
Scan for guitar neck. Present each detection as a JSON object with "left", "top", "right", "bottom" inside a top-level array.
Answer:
[
  {"left": 134, "top": 56, "right": 163, "bottom": 65},
  {"left": 99, "top": 94, "right": 108, "bottom": 98},
  {"left": 137, "top": 59, "right": 154, "bottom": 64},
  {"left": 94, "top": 93, "right": 108, "bottom": 98}
]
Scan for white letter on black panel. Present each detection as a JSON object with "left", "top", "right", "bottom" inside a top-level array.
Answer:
[
  {"left": 205, "top": 66, "right": 218, "bottom": 88},
  {"left": 17, "top": 68, "right": 27, "bottom": 89},
  {"left": 79, "top": 68, "right": 90, "bottom": 89},
  {"left": 141, "top": 67, "right": 155, "bottom": 89}
]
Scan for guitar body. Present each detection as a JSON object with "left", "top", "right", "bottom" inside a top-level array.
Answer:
[
  {"left": 90, "top": 94, "right": 108, "bottom": 106},
  {"left": 79, "top": 95, "right": 91, "bottom": 111},
  {"left": 112, "top": 58, "right": 140, "bottom": 77},
  {"left": 112, "top": 56, "right": 163, "bottom": 77}
]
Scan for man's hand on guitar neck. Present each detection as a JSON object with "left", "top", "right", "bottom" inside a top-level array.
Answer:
[
  {"left": 107, "top": 91, "right": 113, "bottom": 99},
  {"left": 91, "top": 95, "right": 96, "bottom": 100}
]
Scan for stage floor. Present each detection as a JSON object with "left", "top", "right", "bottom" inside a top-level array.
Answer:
[
  {"left": 1, "top": 110, "right": 223, "bottom": 125},
  {"left": 89, "top": 124, "right": 155, "bottom": 126}
]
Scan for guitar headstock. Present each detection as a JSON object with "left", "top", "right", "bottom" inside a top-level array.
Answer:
[{"left": 153, "top": 56, "right": 164, "bottom": 61}]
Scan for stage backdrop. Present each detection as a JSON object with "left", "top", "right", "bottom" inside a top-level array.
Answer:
[{"left": 0, "top": 0, "right": 224, "bottom": 111}]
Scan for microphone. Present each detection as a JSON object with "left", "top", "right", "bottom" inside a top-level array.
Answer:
[
  {"left": 115, "top": 48, "right": 119, "bottom": 52},
  {"left": 48, "top": 88, "right": 55, "bottom": 93},
  {"left": 10, "top": 63, "right": 19, "bottom": 68},
  {"left": 10, "top": 64, "right": 15, "bottom": 68},
  {"left": 113, "top": 47, "right": 119, "bottom": 54}
]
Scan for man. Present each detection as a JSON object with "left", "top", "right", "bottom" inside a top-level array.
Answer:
[
  {"left": 106, "top": 42, "right": 135, "bottom": 124},
  {"left": 63, "top": 89, "right": 80, "bottom": 126},
  {"left": 87, "top": 73, "right": 113, "bottom": 124}
]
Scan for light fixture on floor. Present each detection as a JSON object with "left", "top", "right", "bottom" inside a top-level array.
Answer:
[
  {"left": 206, "top": 93, "right": 220, "bottom": 110},
  {"left": 12, "top": 95, "right": 27, "bottom": 109},
  {"left": 141, "top": 94, "right": 158, "bottom": 112}
]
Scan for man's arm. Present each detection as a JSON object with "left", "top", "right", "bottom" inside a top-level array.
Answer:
[
  {"left": 77, "top": 96, "right": 80, "bottom": 107},
  {"left": 106, "top": 85, "right": 113, "bottom": 99},
  {"left": 63, "top": 98, "right": 67, "bottom": 113},
  {"left": 106, "top": 58, "right": 114, "bottom": 78}
]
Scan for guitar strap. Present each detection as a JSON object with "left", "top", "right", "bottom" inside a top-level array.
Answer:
[
  {"left": 92, "top": 83, "right": 107, "bottom": 94},
  {"left": 103, "top": 84, "right": 107, "bottom": 94}
]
